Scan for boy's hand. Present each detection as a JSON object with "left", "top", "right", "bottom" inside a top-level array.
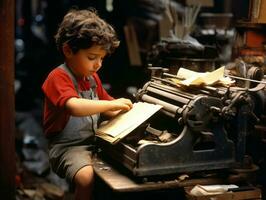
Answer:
[{"left": 111, "top": 98, "right": 133, "bottom": 111}]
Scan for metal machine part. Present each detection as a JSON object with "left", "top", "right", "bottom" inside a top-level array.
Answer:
[
  {"left": 225, "top": 59, "right": 264, "bottom": 88},
  {"left": 98, "top": 73, "right": 265, "bottom": 177}
]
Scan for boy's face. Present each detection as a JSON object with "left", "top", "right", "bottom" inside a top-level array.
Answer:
[{"left": 65, "top": 45, "right": 107, "bottom": 77}]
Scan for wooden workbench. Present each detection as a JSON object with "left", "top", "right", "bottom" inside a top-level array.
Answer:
[{"left": 92, "top": 156, "right": 248, "bottom": 200}]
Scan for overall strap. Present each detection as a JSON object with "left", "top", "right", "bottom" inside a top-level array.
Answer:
[
  {"left": 87, "top": 76, "right": 97, "bottom": 93},
  {"left": 59, "top": 63, "right": 97, "bottom": 93},
  {"left": 59, "top": 63, "right": 79, "bottom": 92}
]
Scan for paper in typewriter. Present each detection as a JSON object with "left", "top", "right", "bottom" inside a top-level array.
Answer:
[
  {"left": 176, "top": 66, "right": 233, "bottom": 86},
  {"left": 96, "top": 102, "right": 162, "bottom": 144}
]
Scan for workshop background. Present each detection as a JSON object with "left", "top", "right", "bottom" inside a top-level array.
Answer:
[{"left": 1, "top": 0, "right": 266, "bottom": 199}]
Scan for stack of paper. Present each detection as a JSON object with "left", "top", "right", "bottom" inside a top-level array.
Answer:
[{"left": 96, "top": 102, "right": 162, "bottom": 144}]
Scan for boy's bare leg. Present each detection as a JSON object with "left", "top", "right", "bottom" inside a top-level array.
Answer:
[{"left": 74, "top": 165, "right": 94, "bottom": 200}]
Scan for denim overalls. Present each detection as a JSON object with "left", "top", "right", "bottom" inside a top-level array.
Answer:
[
  {"left": 56, "top": 64, "right": 99, "bottom": 142},
  {"left": 48, "top": 63, "right": 99, "bottom": 182}
]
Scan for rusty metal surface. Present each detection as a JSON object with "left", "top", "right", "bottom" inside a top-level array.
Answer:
[{"left": 0, "top": 0, "right": 15, "bottom": 197}]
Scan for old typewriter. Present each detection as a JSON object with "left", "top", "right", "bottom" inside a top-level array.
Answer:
[{"left": 97, "top": 67, "right": 266, "bottom": 177}]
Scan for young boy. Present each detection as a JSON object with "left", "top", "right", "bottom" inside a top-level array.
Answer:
[{"left": 42, "top": 9, "right": 133, "bottom": 200}]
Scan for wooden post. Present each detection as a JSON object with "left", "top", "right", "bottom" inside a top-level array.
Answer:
[{"left": 0, "top": 0, "right": 16, "bottom": 198}]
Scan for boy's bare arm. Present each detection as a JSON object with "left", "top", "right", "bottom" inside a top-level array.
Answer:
[
  {"left": 65, "top": 97, "right": 133, "bottom": 116},
  {"left": 102, "top": 110, "right": 123, "bottom": 118}
]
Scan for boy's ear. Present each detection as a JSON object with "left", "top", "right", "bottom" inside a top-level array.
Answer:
[{"left": 62, "top": 43, "right": 73, "bottom": 58}]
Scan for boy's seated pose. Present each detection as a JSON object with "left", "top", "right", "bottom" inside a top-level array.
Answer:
[{"left": 42, "top": 9, "right": 133, "bottom": 200}]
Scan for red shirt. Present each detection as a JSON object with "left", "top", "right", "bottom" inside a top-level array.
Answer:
[{"left": 42, "top": 67, "right": 113, "bottom": 136}]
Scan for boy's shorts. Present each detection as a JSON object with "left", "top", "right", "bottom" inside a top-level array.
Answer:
[{"left": 48, "top": 136, "right": 95, "bottom": 184}]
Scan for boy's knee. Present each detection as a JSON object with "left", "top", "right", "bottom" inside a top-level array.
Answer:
[{"left": 74, "top": 165, "right": 94, "bottom": 188}]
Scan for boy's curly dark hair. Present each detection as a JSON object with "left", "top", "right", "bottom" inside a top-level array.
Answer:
[{"left": 55, "top": 8, "right": 120, "bottom": 56}]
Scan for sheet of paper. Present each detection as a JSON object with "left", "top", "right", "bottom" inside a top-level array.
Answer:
[
  {"left": 177, "top": 67, "right": 206, "bottom": 79},
  {"left": 175, "top": 66, "right": 233, "bottom": 86},
  {"left": 97, "top": 102, "right": 162, "bottom": 138},
  {"left": 190, "top": 184, "right": 238, "bottom": 196}
]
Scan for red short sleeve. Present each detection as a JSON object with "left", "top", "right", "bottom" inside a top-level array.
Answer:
[
  {"left": 42, "top": 68, "right": 80, "bottom": 108},
  {"left": 42, "top": 68, "right": 80, "bottom": 135}
]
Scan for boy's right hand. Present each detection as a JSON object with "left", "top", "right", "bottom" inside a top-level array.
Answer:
[{"left": 111, "top": 98, "right": 133, "bottom": 112}]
